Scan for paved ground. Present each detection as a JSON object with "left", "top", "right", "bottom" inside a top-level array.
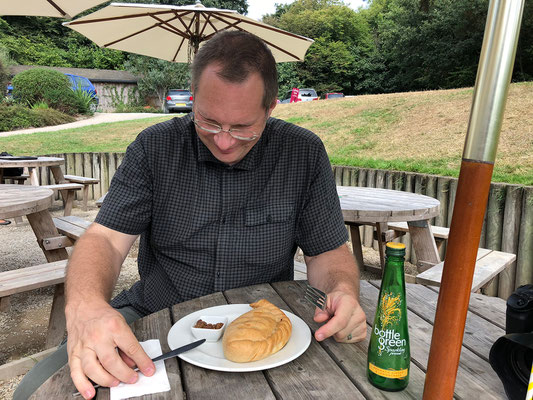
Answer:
[{"left": 0, "top": 112, "right": 165, "bottom": 137}]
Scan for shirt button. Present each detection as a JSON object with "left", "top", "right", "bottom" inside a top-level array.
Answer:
[
  {"left": 217, "top": 272, "right": 221, "bottom": 277},
  {"left": 221, "top": 216, "right": 226, "bottom": 224}
]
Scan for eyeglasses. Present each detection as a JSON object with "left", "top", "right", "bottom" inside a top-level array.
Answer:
[{"left": 192, "top": 113, "right": 260, "bottom": 141}]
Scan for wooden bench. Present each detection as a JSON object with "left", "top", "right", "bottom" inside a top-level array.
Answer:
[
  {"left": 63, "top": 175, "right": 100, "bottom": 211},
  {"left": 53, "top": 215, "right": 91, "bottom": 241},
  {"left": 42, "top": 183, "right": 84, "bottom": 216},
  {"left": 96, "top": 193, "right": 107, "bottom": 208},
  {"left": 416, "top": 248, "right": 516, "bottom": 292},
  {"left": 0, "top": 260, "right": 67, "bottom": 312},
  {"left": 1, "top": 174, "right": 29, "bottom": 185},
  {"left": 384, "top": 221, "right": 450, "bottom": 251}
]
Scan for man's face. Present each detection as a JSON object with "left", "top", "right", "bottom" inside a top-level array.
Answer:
[{"left": 192, "top": 64, "right": 276, "bottom": 165}]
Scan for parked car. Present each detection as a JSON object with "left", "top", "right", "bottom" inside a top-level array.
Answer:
[
  {"left": 65, "top": 73, "right": 99, "bottom": 110},
  {"left": 324, "top": 92, "right": 344, "bottom": 100},
  {"left": 164, "top": 89, "right": 193, "bottom": 113},
  {"left": 280, "top": 88, "right": 319, "bottom": 104},
  {"left": 6, "top": 84, "right": 12, "bottom": 97}
]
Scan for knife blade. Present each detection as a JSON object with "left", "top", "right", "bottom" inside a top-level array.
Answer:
[{"left": 72, "top": 339, "right": 206, "bottom": 397}]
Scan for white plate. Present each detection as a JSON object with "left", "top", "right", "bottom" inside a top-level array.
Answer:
[{"left": 167, "top": 304, "right": 311, "bottom": 372}]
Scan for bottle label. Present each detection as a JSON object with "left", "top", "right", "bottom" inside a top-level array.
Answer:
[
  {"left": 376, "top": 292, "right": 407, "bottom": 356},
  {"left": 369, "top": 362, "right": 408, "bottom": 379}
]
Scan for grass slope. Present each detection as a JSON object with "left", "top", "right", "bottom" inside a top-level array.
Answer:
[{"left": 0, "top": 82, "right": 531, "bottom": 185}]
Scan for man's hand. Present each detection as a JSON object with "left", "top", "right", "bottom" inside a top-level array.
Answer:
[
  {"left": 312, "top": 289, "right": 366, "bottom": 343},
  {"left": 304, "top": 243, "right": 367, "bottom": 343},
  {"left": 66, "top": 300, "right": 155, "bottom": 399}
]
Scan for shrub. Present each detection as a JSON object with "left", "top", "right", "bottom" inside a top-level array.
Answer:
[
  {"left": 114, "top": 103, "right": 161, "bottom": 113},
  {"left": 11, "top": 68, "right": 77, "bottom": 115},
  {"left": 0, "top": 103, "right": 74, "bottom": 132}
]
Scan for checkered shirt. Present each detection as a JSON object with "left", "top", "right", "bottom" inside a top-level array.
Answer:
[{"left": 95, "top": 114, "right": 348, "bottom": 316}]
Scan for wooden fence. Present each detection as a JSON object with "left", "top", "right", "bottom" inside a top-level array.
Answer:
[{"left": 38, "top": 153, "right": 532, "bottom": 299}]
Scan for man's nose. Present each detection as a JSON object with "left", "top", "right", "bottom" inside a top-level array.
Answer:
[{"left": 213, "top": 129, "right": 236, "bottom": 150}]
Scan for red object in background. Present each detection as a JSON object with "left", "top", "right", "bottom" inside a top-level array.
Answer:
[{"left": 290, "top": 88, "right": 300, "bottom": 103}]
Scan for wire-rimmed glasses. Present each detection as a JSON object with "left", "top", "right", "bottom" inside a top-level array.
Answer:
[{"left": 192, "top": 113, "right": 260, "bottom": 141}]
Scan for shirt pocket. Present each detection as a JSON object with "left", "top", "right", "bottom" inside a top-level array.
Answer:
[{"left": 243, "top": 201, "right": 295, "bottom": 265}]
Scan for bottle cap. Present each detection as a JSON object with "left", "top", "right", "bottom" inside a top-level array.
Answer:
[{"left": 386, "top": 242, "right": 406, "bottom": 256}]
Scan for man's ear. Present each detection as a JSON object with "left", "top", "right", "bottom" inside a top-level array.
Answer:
[{"left": 267, "top": 99, "right": 277, "bottom": 117}]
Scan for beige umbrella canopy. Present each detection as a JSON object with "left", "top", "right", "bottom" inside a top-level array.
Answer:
[
  {"left": 0, "top": 0, "right": 108, "bottom": 18},
  {"left": 63, "top": 2, "right": 314, "bottom": 63}
]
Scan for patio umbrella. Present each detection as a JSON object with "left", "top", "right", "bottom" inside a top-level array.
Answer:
[
  {"left": 63, "top": 2, "right": 314, "bottom": 63},
  {"left": 0, "top": 0, "right": 108, "bottom": 19},
  {"left": 423, "top": 0, "right": 525, "bottom": 398}
]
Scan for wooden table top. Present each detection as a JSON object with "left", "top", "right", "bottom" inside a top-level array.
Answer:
[
  {"left": 337, "top": 186, "right": 440, "bottom": 223},
  {"left": 0, "top": 156, "right": 64, "bottom": 168},
  {"left": 32, "top": 280, "right": 507, "bottom": 399},
  {"left": 0, "top": 184, "right": 53, "bottom": 219}
]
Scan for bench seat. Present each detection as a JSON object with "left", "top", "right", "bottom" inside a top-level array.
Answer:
[
  {"left": 53, "top": 216, "right": 91, "bottom": 241},
  {"left": 415, "top": 248, "right": 516, "bottom": 292},
  {"left": 387, "top": 221, "right": 450, "bottom": 239},
  {"left": 63, "top": 175, "right": 100, "bottom": 211},
  {"left": 0, "top": 260, "right": 67, "bottom": 311},
  {"left": 41, "top": 183, "right": 84, "bottom": 216},
  {"left": 1, "top": 174, "right": 29, "bottom": 184}
]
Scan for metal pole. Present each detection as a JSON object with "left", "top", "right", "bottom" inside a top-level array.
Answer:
[{"left": 423, "top": 0, "right": 525, "bottom": 398}]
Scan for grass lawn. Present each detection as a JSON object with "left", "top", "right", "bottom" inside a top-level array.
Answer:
[{"left": 0, "top": 82, "right": 531, "bottom": 185}]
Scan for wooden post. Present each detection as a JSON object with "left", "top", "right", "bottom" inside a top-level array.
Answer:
[
  {"left": 498, "top": 184, "right": 523, "bottom": 298},
  {"left": 483, "top": 183, "right": 506, "bottom": 296},
  {"left": 516, "top": 186, "right": 533, "bottom": 288}
]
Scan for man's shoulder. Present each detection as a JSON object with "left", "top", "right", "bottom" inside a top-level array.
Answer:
[{"left": 136, "top": 115, "right": 190, "bottom": 142}]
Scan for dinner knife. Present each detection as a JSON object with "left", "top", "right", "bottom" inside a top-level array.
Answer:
[{"left": 72, "top": 338, "right": 206, "bottom": 397}]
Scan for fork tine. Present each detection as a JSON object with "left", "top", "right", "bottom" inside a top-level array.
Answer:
[
  {"left": 304, "top": 293, "right": 326, "bottom": 310},
  {"left": 306, "top": 285, "right": 326, "bottom": 299}
]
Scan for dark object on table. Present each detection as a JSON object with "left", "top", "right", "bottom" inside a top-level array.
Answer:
[
  {"left": 489, "top": 285, "right": 533, "bottom": 400},
  {"left": 0, "top": 152, "right": 27, "bottom": 175}
]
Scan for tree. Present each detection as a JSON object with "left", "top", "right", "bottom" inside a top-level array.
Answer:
[{"left": 125, "top": 55, "right": 190, "bottom": 110}]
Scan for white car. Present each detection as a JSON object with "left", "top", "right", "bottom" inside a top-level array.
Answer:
[{"left": 280, "top": 88, "right": 319, "bottom": 103}]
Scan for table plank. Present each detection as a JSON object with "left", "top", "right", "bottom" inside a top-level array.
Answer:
[
  {"left": 224, "top": 283, "right": 365, "bottom": 399},
  {"left": 273, "top": 280, "right": 426, "bottom": 399},
  {"left": 359, "top": 281, "right": 506, "bottom": 399}
]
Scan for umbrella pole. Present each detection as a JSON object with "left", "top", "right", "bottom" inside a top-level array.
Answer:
[{"left": 423, "top": 0, "right": 525, "bottom": 398}]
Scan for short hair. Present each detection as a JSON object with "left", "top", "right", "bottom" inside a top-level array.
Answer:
[{"left": 191, "top": 31, "right": 278, "bottom": 110}]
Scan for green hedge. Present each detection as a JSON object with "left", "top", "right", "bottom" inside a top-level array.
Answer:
[{"left": 0, "top": 104, "right": 75, "bottom": 132}]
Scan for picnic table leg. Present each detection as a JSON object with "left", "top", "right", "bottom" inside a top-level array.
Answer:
[
  {"left": 407, "top": 219, "right": 440, "bottom": 272},
  {"left": 348, "top": 223, "right": 365, "bottom": 273},
  {"left": 45, "top": 283, "right": 66, "bottom": 348},
  {"left": 49, "top": 165, "right": 70, "bottom": 210},
  {"left": 26, "top": 210, "right": 69, "bottom": 348},
  {"left": 63, "top": 191, "right": 75, "bottom": 216},
  {"left": 28, "top": 167, "right": 40, "bottom": 186}
]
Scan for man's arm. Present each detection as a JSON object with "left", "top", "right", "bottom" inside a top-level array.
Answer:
[
  {"left": 65, "top": 223, "right": 154, "bottom": 400},
  {"left": 304, "top": 243, "right": 367, "bottom": 343}
]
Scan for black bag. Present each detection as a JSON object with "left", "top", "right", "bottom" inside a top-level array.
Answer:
[
  {"left": 489, "top": 285, "right": 533, "bottom": 400},
  {"left": 0, "top": 152, "right": 23, "bottom": 176}
]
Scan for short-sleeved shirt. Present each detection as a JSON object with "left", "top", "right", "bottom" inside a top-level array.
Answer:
[{"left": 96, "top": 114, "right": 348, "bottom": 316}]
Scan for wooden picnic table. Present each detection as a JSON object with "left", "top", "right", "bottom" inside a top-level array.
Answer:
[
  {"left": 0, "top": 184, "right": 70, "bottom": 347},
  {"left": 337, "top": 186, "right": 441, "bottom": 272},
  {"left": 31, "top": 280, "right": 507, "bottom": 399},
  {"left": 0, "top": 156, "right": 66, "bottom": 186}
]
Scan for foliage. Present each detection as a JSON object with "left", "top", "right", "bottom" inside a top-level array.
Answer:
[
  {"left": 11, "top": 68, "right": 78, "bottom": 114},
  {"left": 125, "top": 55, "right": 190, "bottom": 110},
  {"left": 70, "top": 86, "right": 97, "bottom": 115},
  {"left": 0, "top": 103, "right": 74, "bottom": 132},
  {"left": 114, "top": 104, "right": 162, "bottom": 113}
]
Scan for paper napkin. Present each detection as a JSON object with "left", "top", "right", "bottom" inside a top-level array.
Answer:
[{"left": 110, "top": 339, "right": 171, "bottom": 400}]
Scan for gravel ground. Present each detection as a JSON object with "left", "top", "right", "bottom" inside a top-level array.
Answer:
[{"left": 0, "top": 200, "right": 408, "bottom": 399}]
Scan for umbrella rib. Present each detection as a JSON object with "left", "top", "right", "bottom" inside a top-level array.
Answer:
[
  {"left": 67, "top": 10, "right": 179, "bottom": 26},
  {"left": 103, "top": 13, "right": 187, "bottom": 48},
  {"left": 205, "top": 14, "right": 304, "bottom": 61},
  {"left": 171, "top": 13, "right": 197, "bottom": 61},
  {"left": 47, "top": 0, "right": 67, "bottom": 17}
]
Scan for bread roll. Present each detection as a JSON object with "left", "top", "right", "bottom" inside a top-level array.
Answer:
[{"left": 222, "top": 299, "right": 292, "bottom": 362}]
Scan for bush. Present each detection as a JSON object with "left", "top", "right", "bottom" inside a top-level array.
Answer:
[
  {"left": 70, "top": 86, "right": 96, "bottom": 115},
  {"left": 11, "top": 68, "right": 77, "bottom": 115},
  {"left": 0, "top": 103, "right": 75, "bottom": 132}
]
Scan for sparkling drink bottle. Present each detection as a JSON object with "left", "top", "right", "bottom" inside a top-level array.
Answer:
[{"left": 367, "top": 242, "right": 410, "bottom": 391}]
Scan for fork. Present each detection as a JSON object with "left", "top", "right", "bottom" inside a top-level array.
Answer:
[{"left": 304, "top": 284, "right": 330, "bottom": 314}]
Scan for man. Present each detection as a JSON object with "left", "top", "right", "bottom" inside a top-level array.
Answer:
[{"left": 15, "top": 31, "right": 366, "bottom": 400}]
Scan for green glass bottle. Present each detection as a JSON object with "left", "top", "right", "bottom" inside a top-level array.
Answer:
[{"left": 367, "top": 242, "right": 410, "bottom": 391}]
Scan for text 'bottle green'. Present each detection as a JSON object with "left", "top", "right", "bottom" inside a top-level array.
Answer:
[{"left": 367, "top": 242, "right": 410, "bottom": 391}]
